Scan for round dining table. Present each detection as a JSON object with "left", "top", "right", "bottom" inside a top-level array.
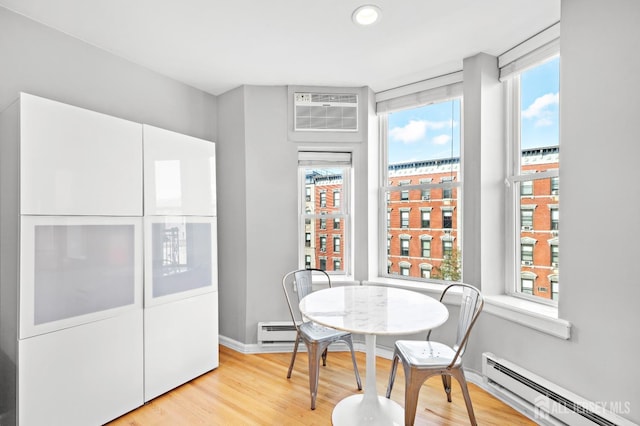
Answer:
[{"left": 299, "top": 285, "right": 449, "bottom": 426}]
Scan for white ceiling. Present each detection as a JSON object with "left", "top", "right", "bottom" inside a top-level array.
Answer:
[{"left": 0, "top": 0, "right": 560, "bottom": 96}]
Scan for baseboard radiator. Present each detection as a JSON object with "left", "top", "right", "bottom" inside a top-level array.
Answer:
[
  {"left": 483, "top": 353, "right": 633, "bottom": 426},
  {"left": 257, "top": 321, "right": 298, "bottom": 344}
]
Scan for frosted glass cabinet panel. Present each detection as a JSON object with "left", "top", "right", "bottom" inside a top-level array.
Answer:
[
  {"left": 143, "top": 124, "right": 216, "bottom": 216},
  {"left": 20, "top": 93, "right": 143, "bottom": 216},
  {"left": 20, "top": 216, "right": 143, "bottom": 339},
  {"left": 144, "top": 216, "right": 217, "bottom": 306}
]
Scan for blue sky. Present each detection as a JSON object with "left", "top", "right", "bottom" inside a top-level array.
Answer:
[{"left": 388, "top": 56, "right": 560, "bottom": 164}]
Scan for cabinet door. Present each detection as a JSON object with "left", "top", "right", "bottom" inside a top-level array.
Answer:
[
  {"left": 144, "top": 216, "right": 217, "bottom": 307},
  {"left": 20, "top": 93, "right": 142, "bottom": 216},
  {"left": 19, "top": 216, "right": 143, "bottom": 339},
  {"left": 143, "top": 124, "right": 216, "bottom": 216}
]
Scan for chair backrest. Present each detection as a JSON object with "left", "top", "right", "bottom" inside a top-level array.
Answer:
[
  {"left": 428, "top": 283, "right": 483, "bottom": 367},
  {"left": 282, "top": 268, "right": 331, "bottom": 328}
]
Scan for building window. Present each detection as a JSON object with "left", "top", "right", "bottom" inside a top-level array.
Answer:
[
  {"left": 421, "top": 210, "right": 431, "bottom": 228},
  {"left": 399, "top": 262, "right": 411, "bottom": 276},
  {"left": 400, "top": 209, "right": 410, "bottom": 228},
  {"left": 333, "top": 190, "right": 341, "bottom": 207},
  {"left": 521, "top": 243, "right": 534, "bottom": 264},
  {"left": 380, "top": 90, "right": 462, "bottom": 283},
  {"left": 521, "top": 278, "right": 534, "bottom": 295},
  {"left": 442, "top": 210, "right": 453, "bottom": 229},
  {"left": 443, "top": 240, "right": 453, "bottom": 257},
  {"left": 550, "top": 243, "right": 559, "bottom": 265},
  {"left": 319, "top": 236, "right": 327, "bottom": 252},
  {"left": 504, "top": 46, "right": 560, "bottom": 301},
  {"left": 333, "top": 259, "right": 341, "bottom": 271},
  {"left": 421, "top": 239, "right": 431, "bottom": 258},
  {"left": 400, "top": 237, "right": 410, "bottom": 256},
  {"left": 299, "top": 151, "right": 351, "bottom": 274},
  {"left": 521, "top": 207, "right": 534, "bottom": 229},
  {"left": 550, "top": 207, "right": 559, "bottom": 230},
  {"left": 441, "top": 176, "right": 453, "bottom": 199},
  {"left": 550, "top": 276, "right": 559, "bottom": 300},
  {"left": 420, "top": 265, "right": 432, "bottom": 279},
  {"left": 550, "top": 176, "right": 559, "bottom": 195}
]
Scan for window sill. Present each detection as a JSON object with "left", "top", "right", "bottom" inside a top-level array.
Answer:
[
  {"left": 484, "top": 295, "right": 571, "bottom": 339},
  {"left": 363, "top": 277, "right": 571, "bottom": 340}
]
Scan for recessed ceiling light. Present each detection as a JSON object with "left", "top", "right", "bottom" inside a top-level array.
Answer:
[{"left": 352, "top": 5, "right": 382, "bottom": 26}]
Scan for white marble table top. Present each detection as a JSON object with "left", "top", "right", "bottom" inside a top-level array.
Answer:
[{"left": 299, "top": 285, "right": 449, "bottom": 336}]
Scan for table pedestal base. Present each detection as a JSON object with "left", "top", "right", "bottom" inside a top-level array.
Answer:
[{"left": 332, "top": 394, "right": 404, "bottom": 426}]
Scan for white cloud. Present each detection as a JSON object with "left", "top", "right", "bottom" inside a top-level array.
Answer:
[
  {"left": 389, "top": 119, "right": 428, "bottom": 143},
  {"left": 389, "top": 119, "right": 454, "bottom": 144},
  {"left": 432, "top": 134, "right": 451, "bottom": 145},
  {"left": 522, "top": 93, "right": 559, "bottom": 120}
]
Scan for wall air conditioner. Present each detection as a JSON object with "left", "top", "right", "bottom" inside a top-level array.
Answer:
[
  {"left": 421, "top": 196, "right": 430, "bottom": 201},
  {"left": 257, "top": 321, "right": 298, "bottom": 344},
  {"left": 294, "top": 92, "right": 358, "bottom": 132},
  {"left": 522, "top": 226, "right": 533, "bottom": 231},
  {"left": 522, "top": 260, "right": 533, "bottom": 266}
]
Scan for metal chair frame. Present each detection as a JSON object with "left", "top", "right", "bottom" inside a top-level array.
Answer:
[
  {"left": 282, "top": 268, "right": 362, "bottom": 410},
  {"left": 386, "top": 283, "right": 484, "bottom": 425}
]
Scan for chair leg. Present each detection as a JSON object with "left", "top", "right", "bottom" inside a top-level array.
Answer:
[
  {"left": 403, "top": 368, "right": 425, "bottom": 426},
  {"left": 287, "top": 336, "right": 300, "bottom": 379},
  {"left": 307, "top": 342, "right": 325, "bottom": 410},
  {"left": 441, "top": 374, "right": 452, "bottom": 402},
  {"left": 385, "top": 352, "right": 400, "bottom": 398},
  {"left": 451, "top": 368, "right": 477, "bottom": 426},
  {"left": 343, "top": 336, "right": 362, "bottom": 390},
  {"left": 321, "top": 348, "right": 328, "bottom": 366}
]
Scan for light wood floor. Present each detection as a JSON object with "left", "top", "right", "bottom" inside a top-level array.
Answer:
[{"left": 108, "top": 345, "right": 534, "bottom": 425}]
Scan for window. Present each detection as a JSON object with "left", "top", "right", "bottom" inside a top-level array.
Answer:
[
  {"left": 550, "top": 207, "right": 559, "bottom": 230},
  {"left": 504, "top": 48, "right": 560, "bottom": 302},
  {"left": 521, "top": 239, "right": 534, "bottom": 263},
  {"left": 441, "top": 176, "right": 453, "bottom": 199},
  {"left": 400, "top": 237, "right": 410, "bottom": 256},
  {"left": 421, "top": 237, "right": 431, "bottom": 258},
  {"left": 421, "top": 209, "right": 431, "bottom": 228},
  {"left": 333, "top": 190, "right": 341, "bottom": 207},
  {"left": 521, "top": 207, "right": 534, "bottom": 229},
  {"left": 442, "top": 209, "right": 453, "bottom": 229},
  {"left": 319, "top": 236, "right": 327, "bottom": 252},
  {"left": 443, "top": 239, "right": 453, "bottom": 257},
  {"left": 379, "top": 90, "right": 462, "bottom": 281},
  {"left": 550, "top": 243, "right": 559, "bottom": 265},
  {"left": 400, "top": 209, "right": 410, "bottom": 228},
  {"left": 299, "top": 152, "right": 351, "bottom": 274}
]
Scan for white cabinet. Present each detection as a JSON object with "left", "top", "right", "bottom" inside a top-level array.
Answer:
[
  {"left": 20, "top": 93, "right": 142, "bottom": 216},
  {"left": 142, "top": 127, "right": 219, "bottom": 401},
  {"left": 0, "top": 93, "right": 218, "bottom": 425},
  {"left": 143, "top": 124, "right": 216, "bottom": 216}
]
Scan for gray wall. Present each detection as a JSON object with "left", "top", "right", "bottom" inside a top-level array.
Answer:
[
  {"left": 0, "top": 7, "right": 216, "bottom": 141},
  {"left": 465, "top": 1, "right": 640, "bottom": 422}
]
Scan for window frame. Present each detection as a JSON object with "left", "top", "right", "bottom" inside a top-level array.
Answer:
[{"left": 504, "top": 53, "right": 560, "bottom": 306}]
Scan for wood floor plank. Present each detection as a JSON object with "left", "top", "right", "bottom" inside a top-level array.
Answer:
[{"left": 108, "top": 345, "right": 534, "bottom": 425}]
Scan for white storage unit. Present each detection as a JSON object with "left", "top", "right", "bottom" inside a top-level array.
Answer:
[
  {"left": 142, "top": 125, "right": 219, "bottom": 402},
  {"left": 0, "top": 94, "right": 219, "bottom": 425}
]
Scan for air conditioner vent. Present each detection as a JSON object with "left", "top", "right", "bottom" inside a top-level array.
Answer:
[{"left": 294, "top": 92, "right": 358, "bottom": 132}]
